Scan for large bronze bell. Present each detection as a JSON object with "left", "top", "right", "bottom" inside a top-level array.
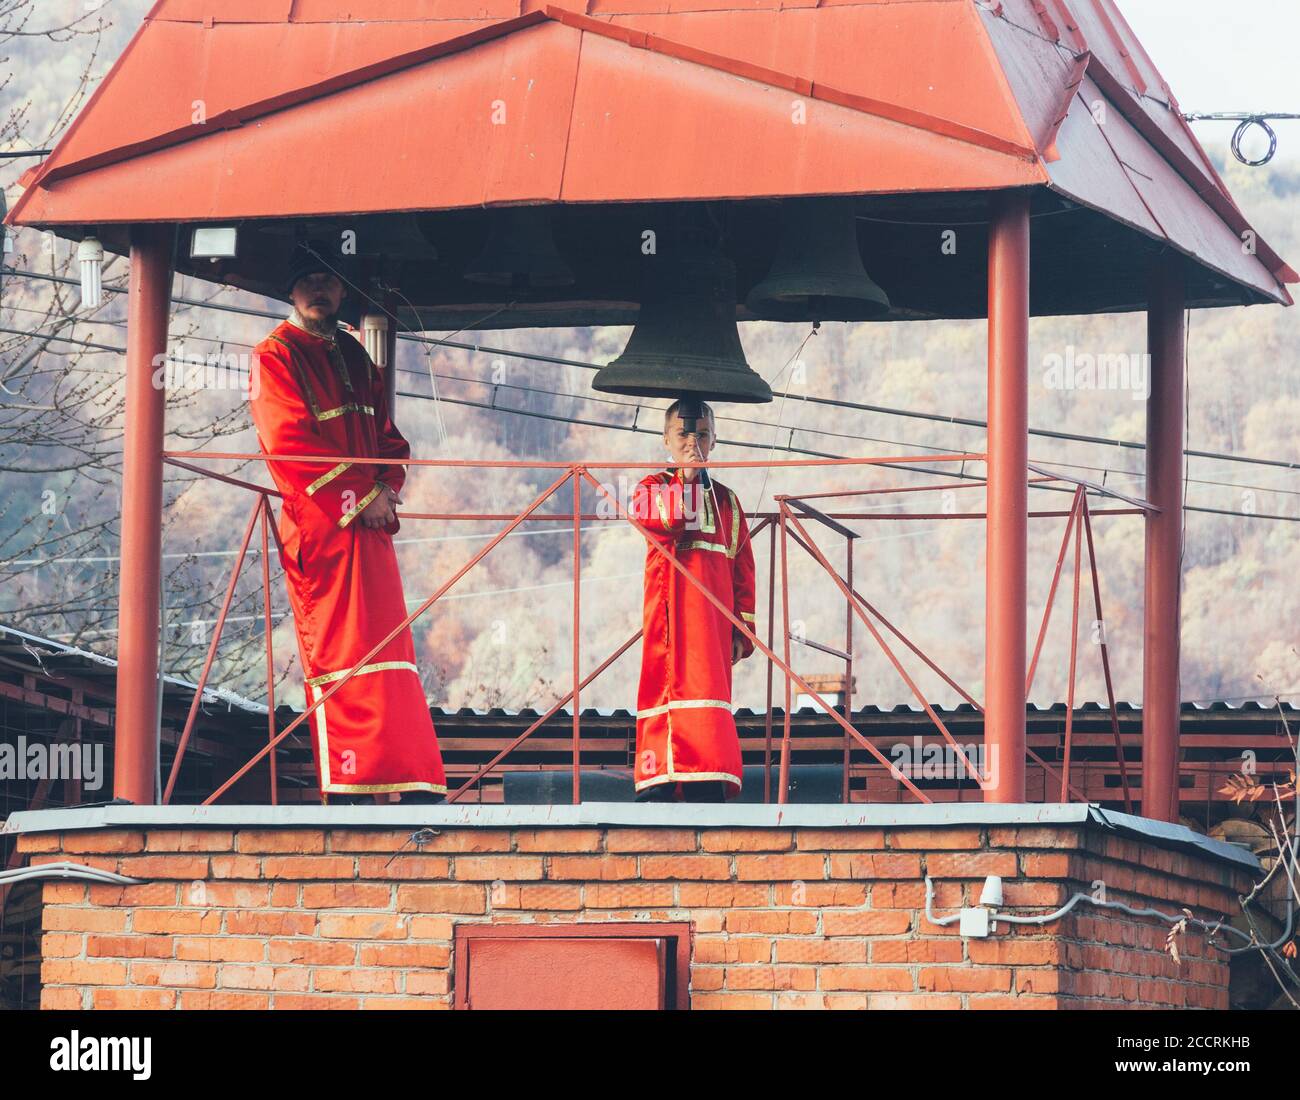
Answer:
[
  {"left": 593, "top": 251, "right": 772, "bottom": 404},
  {"left": 746, "top": 196, "right": 890, "bottom": 321},
  {"left": 464, "top": 207, "right": 574, "bottom": 289}
]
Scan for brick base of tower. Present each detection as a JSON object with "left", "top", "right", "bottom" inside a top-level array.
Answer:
[{"left": 6, "top": 805, "right": 1256, "bottom": 1010}]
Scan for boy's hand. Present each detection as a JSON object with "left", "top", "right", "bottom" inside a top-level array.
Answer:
[
  {"left": 732, "top": 635, "right": 746, "bottom": 665},
  {"left": 681, "top": 441, "right": 704, "bottom": 482}
]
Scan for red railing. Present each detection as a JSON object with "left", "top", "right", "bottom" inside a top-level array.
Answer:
[{"left": 158, "top": 450, "right": 1151, "bottom": 807}]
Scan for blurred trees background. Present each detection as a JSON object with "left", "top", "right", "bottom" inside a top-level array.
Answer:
[{"left": 1, "top": 0, "right": 1296, "bottom": 715}]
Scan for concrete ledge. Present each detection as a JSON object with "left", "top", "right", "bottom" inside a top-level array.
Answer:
[{"left": 1, "top": 801, "right": 1259, "bottom": 871}]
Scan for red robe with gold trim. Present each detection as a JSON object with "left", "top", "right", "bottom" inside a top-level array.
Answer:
[
  {"left": 631, "top": 471, "right": 756, "bottom": 798},
  {"left": 249, "top": 318, "right": 446, "bottom": 797}
]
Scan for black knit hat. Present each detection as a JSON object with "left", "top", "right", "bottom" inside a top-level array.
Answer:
[{"left": 284, "top": 239, "right": 350, "bottom": 299}]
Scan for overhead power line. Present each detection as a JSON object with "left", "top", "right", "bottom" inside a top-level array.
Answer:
[
  {"left": 398, "top": 390, "right": 1298, "bottom": 523},
  {"left": 0, "top": 328, "right": 1296, "bottom": 522},
  {"left": 7, "top": 307, "right": 1300, "bottom": 503},
  {"left": 2, "top": 276, "right": 1297, "bottom": 521},
  {"left": 3, "top": 264, "right": 1298, "bottom": 474},
  {"left": 1182, "top": 112, "right": 1300, "bottom": 166},
  {"left": 3, "top": 314, "right": 1297, "bottom": 515}
]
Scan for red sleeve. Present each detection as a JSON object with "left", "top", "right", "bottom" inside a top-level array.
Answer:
[
  {"left": 248, "top": 342, "right": 384, "bottom": 530},
  {"left": 630, "top": 473, "right": 687, "bottom": 539},
  {"left": 730, "top": 489, "right": 757, "bottom": 657}
]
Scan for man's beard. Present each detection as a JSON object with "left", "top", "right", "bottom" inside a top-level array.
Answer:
[{"left": 296, "top": 305, "right": 339, "bottom": 337}]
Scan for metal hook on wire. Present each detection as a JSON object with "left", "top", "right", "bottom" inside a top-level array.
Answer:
[
  {"left": 1183, "top": 112, "right": 1299, "bottom": 166},
  {"left": 1229, "top": 117, "right": 1278, "bottom": 166}
]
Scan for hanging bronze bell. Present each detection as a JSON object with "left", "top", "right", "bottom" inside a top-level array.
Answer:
[
  {"left": 745, "top": 196, "right": 890, "bottom": 321},
  {"left": 464, "top": 207, "right": 574, "bottom": 289},
  {"left": 592, "top": 252, "right": 772, "bottom": 404}
]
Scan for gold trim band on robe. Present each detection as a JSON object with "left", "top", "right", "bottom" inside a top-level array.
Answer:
[
  {"left": 675, "top": 488, "right": 743, "bottom": 558},
  {"left": 636, "top": 698, "right": 733, "bottom": 720},
  {"left": 326, "top": 782, "right": 449, "bottom": 796},
  {"left": 656, "top": 490, "right": 671, "bottom": 528},
  {"left": 308, "top": 663, "right": 445, "bottom": 794},
  {"left": 306, "top": 461, "right": 352, "bottom": 497},
  {"left": 697, "top": 486, "right": 716, "bottom": 534},
  {"left": 634, "top": 770, "right": 743, "bottom": 792},
  {"left": 679, "top": 538, "right": 730, "bottom": 556},
  {"left": 306, "top": 659, "right": 420, "bottom": 688},
  {"left": 338, "top": 483, "right": 383, "bottom": 528},
  {"left": 631, "top": 699, "right": 742, "bottom": 792},
  {"left": 318, "top": 403, "right": 375, "bottom": 423},
  {"left": 740, "top": 611, "right": 756, "bottom": 623}
]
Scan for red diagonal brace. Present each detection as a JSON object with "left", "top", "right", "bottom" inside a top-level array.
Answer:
[
  {"left": 1081, "top": 494, "right": 1134, "bottom": 811},
  {"left": 203, "top": 467, "right": 576, "bottom": 805},
  {"left": 781, "top": 504, "right": 989, "bottom": 791},
  {"left": 1027, "top": 487, "right": 1084, "bottom": 697},
  {"left": 163, "top": 498, "right": 262, "bottom": 804},
  {"left": 447, "top": 628, "right": 643, "bottom": 804}
]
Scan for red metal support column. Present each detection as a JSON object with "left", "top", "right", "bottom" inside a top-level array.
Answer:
[
  {"left": 763, "top": 520, "right": 777, "bottom": 803},
  {"left": 572, "top": 469, "right": 582, "bottom": 804},
  {"left": 778, "top": 506, "right": 794, "bottom": 803},
  {"left": 1143, "top": 253, "right": 1186, "bottom": 823},
  {"left": 984, "top": 190, "right": 1030, "bottom": 803},
  {"left": 114, "top": 224, "right": 174, "bottom": 804},
  {"left": 842, "top": 538, "right": 854, "bottom": 804}
]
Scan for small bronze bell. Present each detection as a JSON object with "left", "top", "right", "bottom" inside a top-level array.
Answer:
[
  {"left": 464, "top": 207, "right": 574, "bottom": 289},
  {"left": 593, "top": 252, "right": 772, "bottom": 404},
  {"left": 746, "top": 196, "right": 890, "bottom": 321}
]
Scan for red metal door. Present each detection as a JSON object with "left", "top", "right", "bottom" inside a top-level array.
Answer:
[{"left": 454, "top": 923, "right": 691, "bottom": 1010}]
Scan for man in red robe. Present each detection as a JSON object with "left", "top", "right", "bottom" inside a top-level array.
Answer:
[
  {"left": 249, "top": 242, "right": 446, "bottom": 805},
  {"left": 630, "top": 400, "right": 756, "bottom": 802}
]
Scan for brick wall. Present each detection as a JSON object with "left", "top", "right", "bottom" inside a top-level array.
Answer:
[{"left": 17, "top": 821, "right": 1251, "bottom": 1009}]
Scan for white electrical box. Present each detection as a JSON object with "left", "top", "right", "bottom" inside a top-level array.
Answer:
[{"left": 959, "top": 907, "right": 991, "bottom": 938}]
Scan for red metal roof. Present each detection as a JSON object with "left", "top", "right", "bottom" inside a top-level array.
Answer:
[{"left": 5, "top": 0, "right": 1293, "bottom": 302}]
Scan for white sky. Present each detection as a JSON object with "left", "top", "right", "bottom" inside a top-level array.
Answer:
[{"left": 1121, "top": 0, "right": 1300, "bottom": 163}]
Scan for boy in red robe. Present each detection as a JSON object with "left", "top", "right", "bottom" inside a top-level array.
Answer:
[
  {"left": 249, "top": 242, "right": 446, "bottom": 805},
  {"left": 630, "top": 399, "right": 756, "bottom": 802}
]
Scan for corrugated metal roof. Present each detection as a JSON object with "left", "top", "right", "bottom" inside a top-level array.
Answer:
[
  {"left": 5, "top": 623, "right": 1294, "bottom": 723},
  {"left": 432, "top": 699, "right": 1300, "bottom": 721},
  {"left": 3, "top": 0, "right": 1292, "bottom": 304},
  {"left": 0, "top": 623, "right": 266, "bottom": 717}
]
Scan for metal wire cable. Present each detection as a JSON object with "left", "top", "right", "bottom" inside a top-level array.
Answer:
[
  {"left": 923, "top": 874, "right": 1293, "bottom": 956},
  {"left": 3, "top": 264, "right": 1298, "bottom": 472},
  {"left": 3, "top": 318, "right": 1297, "bottom": 514},
  {"left": 0, "top": 860, "right": 144, "bottom": 886}
]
